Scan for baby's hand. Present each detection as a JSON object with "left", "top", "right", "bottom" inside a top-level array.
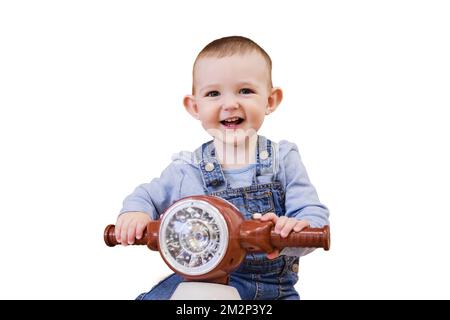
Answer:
[
  {"left": 255, "top": 212, "right": 310, "bottom": 260},
  {"left": 115, "top": 211, "right": 151, "bottom": 246}
]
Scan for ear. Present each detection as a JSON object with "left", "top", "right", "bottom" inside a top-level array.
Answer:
[
  {"left": 183, "top": 95, "right": 200, "bottom": 120},
  {"left": 266, "top": 87, "right": 283, "bottom": 114}
]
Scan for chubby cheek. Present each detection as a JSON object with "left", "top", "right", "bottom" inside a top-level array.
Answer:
[
  {"left": 198, "top": 111, "right": 219, "bottom": 133},
  {"left": 196, "top": 106, "right": 214, "bottom": 123},
  {"left": 248, "top": 113, "right": 265, "bottom": 131},
  {"left": 199, "top": 113, "right": 216, "bottom": 126}
]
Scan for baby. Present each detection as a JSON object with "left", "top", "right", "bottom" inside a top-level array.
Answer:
[{"left": 115, "top": 36, "right": 329, "bottom": 300}]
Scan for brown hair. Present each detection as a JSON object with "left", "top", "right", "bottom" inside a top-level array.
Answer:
[{"left": 192, "top": 36, "right": 273, "bottom": 94}]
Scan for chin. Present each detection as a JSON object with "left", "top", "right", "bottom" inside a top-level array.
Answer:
[
  {"left": 206, "top": 127, "right": 258, "bottom": 146},
  {"left": 222, "top": 129, "right": 256, "bottom": 147}
]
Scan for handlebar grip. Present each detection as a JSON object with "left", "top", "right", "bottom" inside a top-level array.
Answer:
[
  {"left": 240, "top": 221, "right": 330, "bottom": 252},
  {"left": 271, "top": 225, "right": 330, "bottom": 250},
  {"left": 103, "top": 224, "right": 149, "bottom": 247}
]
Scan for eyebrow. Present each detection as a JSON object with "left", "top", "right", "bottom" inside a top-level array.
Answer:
[
  {"left": 198, "top": 84, "right": 221, "bottom": 93},
  {"left": 236, "top": 81, "right": 259, "bottom": 87},
  {"left": 199, "top": 81, "right": 259, "bottom": 93}
]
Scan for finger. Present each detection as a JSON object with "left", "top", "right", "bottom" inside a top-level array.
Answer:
[
  {"left": 115, "top": 217, "right": 123, "bottom": 243},
  {"left": 293, "top": 220, "right": 310, "bottom": 232},
  {"left": 135, "top": 221, "right": 147, "bottom": 240},
  {"left": 127, "top": 221, "right": 137, "bottom": 245},
  {"left": 266, "top": 249, "right": 280, "bottom": 260},
  {"left": 120, "top": 219, "right": 130, "bottom": 246},
  {"left": 252, "top": 213, "right": 262, "bottom": 220},
  {"left": 280, "top": 218, "right": 298, "bottom": 238},
  {"left": 274, "top": 216, "right": 288, "bottom": 234},
  {"left": 260, "top": 212, "right": 277, "bottom": 222}
]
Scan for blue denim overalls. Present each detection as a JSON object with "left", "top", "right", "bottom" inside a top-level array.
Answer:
[{"left": 137, "top": 136, "right": 300, "bottom": 300}]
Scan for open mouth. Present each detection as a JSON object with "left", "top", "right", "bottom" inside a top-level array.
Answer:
[{"left": 220, "top": 117, "right": 245, "bottom": 128}]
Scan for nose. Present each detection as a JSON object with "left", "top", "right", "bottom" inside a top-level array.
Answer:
[{"left": 221, "top": 94, "right": 239, "bottom": 111}]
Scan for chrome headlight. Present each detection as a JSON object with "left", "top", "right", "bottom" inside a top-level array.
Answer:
[{"left": 159, "top": 199, "right": 229, "bottom": 276}]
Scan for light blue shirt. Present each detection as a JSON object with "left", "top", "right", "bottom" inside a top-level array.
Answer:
[{"left": 121, "top": 139, "right": 329, "bottom": 229}]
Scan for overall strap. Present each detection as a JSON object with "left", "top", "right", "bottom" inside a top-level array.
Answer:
[
  {"left": 194, "top": 140, "right": 227, "bottom": 193},
  {"left": 255, "top": 135, "right": 278, "bottom": 178}
]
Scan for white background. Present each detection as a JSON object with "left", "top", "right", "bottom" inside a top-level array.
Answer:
[{"left": 1, "top": 0, "right": 449, "bottom": 299}]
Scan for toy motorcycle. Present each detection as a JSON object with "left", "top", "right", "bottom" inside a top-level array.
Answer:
[{"left": 104, "top": 195, "right": 330, "bottom": 300}]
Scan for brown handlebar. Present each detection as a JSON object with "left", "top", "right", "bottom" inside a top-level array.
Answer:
[
  {"left": 105, "top": 195, "right": 329, "bottom": 284},
  {"left": 104, "top": 221, "right": 330, "bottom": 252},
  {"left": 239, "top": 220, "right": 330, "bottom": 253},
  {"left": 271, "top": 225, "right": 330, "bottom": 250},
  {"left": 103, "top": 222, "right": 160, "bottom": 250},
  {"left": 104, "top": 224, "right": 147, "bottom": 246}
]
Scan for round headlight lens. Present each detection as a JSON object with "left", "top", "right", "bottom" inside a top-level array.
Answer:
[{"left": 159, "top": 199, "right": 229, "bottom": 276}]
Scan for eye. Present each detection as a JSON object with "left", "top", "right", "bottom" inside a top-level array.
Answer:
[
  {"left": 239, "top": 88, "right": 254, "bottom": 95},
  {"left": 205, "top": 91, "right": 220, "bottom": 97}
]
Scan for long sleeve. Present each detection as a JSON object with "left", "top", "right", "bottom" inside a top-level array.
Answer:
[
  {"left": 120, "top": 161, "right": 185, "bottom": 220},
  {"left": 278, "top": 141, "right": 330, "bottom": 257}
]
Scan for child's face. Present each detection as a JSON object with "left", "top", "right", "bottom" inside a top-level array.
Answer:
[{"left": 184, "top": 52, "right": 282, "bottom": 146}]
